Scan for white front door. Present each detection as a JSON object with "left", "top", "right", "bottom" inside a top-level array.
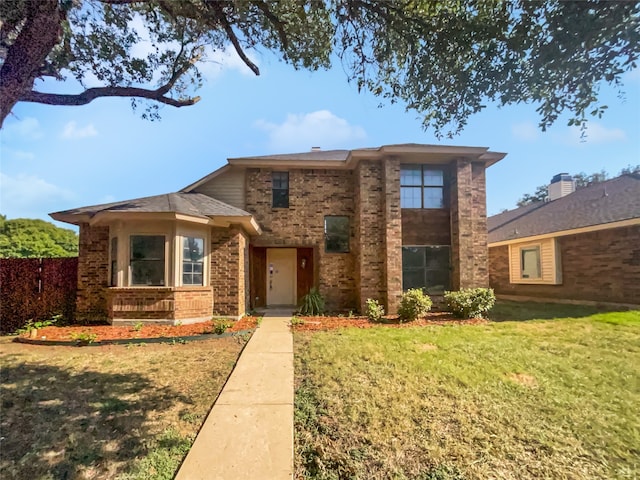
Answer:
[{"left": 266, "top": 248, "right": 296, "bottom": 306}]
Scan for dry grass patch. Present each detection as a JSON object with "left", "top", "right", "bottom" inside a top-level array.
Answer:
[
  {"left": 0, "top": 335, "right": 249, "bottom": 480},
  {"left": 294, "top": 305, "right": 640, "bottom": 480}
]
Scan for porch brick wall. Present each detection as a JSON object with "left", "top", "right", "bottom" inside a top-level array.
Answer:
[
  {"left": 489, "top": 225, "right": 640, "bottom": 304},
  {"left": 76, "top": 223, "right": 110, "bottom": 321},
  {"left": 108, "top": 286, "right": 213, "bottom": 320},
  {"left": 450, "top": 160, "right": 489, "bottom": 289},
  {"left": 246, "top": 168, "right": 357, "bottom": 310},
  {"left": 210, "top": 227, "right": 247, "bottom": 317},
  {"left": 354, "top": 161, "right": 386, "bottom": 312}
]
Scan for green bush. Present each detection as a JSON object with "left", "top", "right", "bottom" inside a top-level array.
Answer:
[
  {"left": 212, "top": 319, "right": 232, "bottom": 334},
  {"left": 444, "top": 288, "right": 496, "bottom": 318},
  {"left": 365, "top": 298, "right": 385, "bottom": 322},
  {"left": 398, "top": 289, "right": 432, "bottom": 322},
  {"left": 299, "top": 288, "right": 325, "bottom": 316}
]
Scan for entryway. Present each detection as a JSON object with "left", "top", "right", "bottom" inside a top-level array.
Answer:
[{"left": 266, "top": 248, "right": 296, "bottom": 306}]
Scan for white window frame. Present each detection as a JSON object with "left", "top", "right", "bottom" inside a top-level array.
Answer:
[
  {"left": 509, "top": 239, "right": 562, "bottom": 285},
  {"left": 129, "top": 234, "right": 168, "bottom": 287}
]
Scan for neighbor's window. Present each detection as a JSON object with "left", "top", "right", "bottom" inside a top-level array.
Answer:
[
  {"left": 521, "top": 246, "right": 541, "bottom": 279},
  {"left": 325, "top": 216, "right": 350, "bottom": 253},
  {"left": 272, "top": 171, "right": 289, "bottom": 208},
  {"left": 130, "top": 235, "right": 165, "bottom": 286},
  {"left": 402, "top": 246, "right": 450, "bottom": 293},
  {"left": 182, "top": 236, "right": 204, "bottom": 285},
  {"left": 110, "top": 237, "right": 118, "bottom": 286},
  {"left": 400, "top": 165, "right": 444, "bottom": 208}
]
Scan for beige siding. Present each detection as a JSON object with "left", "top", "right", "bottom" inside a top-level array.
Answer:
[
  {"left": 508, "top": 238, "right": 561, "bottom": 285},
  {"left": 193, "top": 167, "right": 246, "bottom": 209}
]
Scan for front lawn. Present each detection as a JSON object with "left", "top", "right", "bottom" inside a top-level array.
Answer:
[
  {"left": 294, "top": 303, "right": 640, "bottom": 479},
  {"left": 0, "top": 335, "right": 249, "bottom": 480}
]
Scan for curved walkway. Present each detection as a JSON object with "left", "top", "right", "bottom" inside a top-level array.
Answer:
[{"left": 175, "top": 310, "right": 294, "bottom": 480}]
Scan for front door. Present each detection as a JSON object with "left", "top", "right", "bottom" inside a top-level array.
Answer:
[{"left": 266, "top": 248, "right": 296, "bottom": 306}]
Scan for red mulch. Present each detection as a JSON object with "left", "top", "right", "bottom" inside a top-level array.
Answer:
[
  {"left": 293, "top": 312, "right": 488, "bottom": 331},
  {"left": 19, "top": 316, "right": 259, "bottom": 342}
]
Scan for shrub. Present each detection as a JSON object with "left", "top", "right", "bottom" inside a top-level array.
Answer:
[
  {"left": 365, "top": 299, "right": 385, "bottom": 322},
  {"left": 444, "top": 288, "right": 496, "bottom": 319},
  {"left": 398, "top": 289, "right": 432, "bottom": 322},
  {"left": 299, "top": 288, "right": 325, "bottom": 316},
  {"left": 290, "top": 316, "right": 305, "bottom": 326},
  {"left": 70, "top": 331, "right": 98, "bottom": 344},
  {"left": 212, "top": 319, "right": 232, "bottom": 334},
  {"left": 15, "top": 314, "right": 59, "bottom": 335}
]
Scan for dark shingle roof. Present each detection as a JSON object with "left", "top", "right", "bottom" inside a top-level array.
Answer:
[
  {"left": 488, "top": 174, "right": 640, "bottom": 243},
  {"left": 52, "top": 192, "right": 252, "bottom": 219},
  {"left": 229, "top": 149, "right": 350, "bottom": 162}
]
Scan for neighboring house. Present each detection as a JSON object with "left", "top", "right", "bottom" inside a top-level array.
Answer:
[
  {"left": 51, "top": 144, "right": 505, "bottom": 324},
  {"left": 488, "top": 173, "right": 640, "bottom": 306}
]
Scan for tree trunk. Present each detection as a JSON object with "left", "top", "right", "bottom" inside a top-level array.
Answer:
[{"left": 0, "top": 0, "right": 63, "bottom": 128}]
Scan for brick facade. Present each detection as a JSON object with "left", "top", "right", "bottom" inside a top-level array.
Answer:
[
  {"left": 76, "top": 223, "right": 110, "bottom": 322},
  {"left": 489, "top": 225, "right": 640, "bottom": 304},
  {"left": 245, "top": 168, "right": 357, "bottom": 310},
  {"left": 383, "top": 158, "right": 403, "bottom": 313},
  {"left": 210, "top": 227, "right": 248, "bottom": 318},
  {"left": 108, "top": 286, "right": 213, "bottom": 323}
]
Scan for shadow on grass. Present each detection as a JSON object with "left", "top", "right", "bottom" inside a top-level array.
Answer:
[
  {"left": 0, "top": 356, "right": 190, "bottom": 479},
  {"left": 489, "top": 300, "right": 628, "bottom": 322}
]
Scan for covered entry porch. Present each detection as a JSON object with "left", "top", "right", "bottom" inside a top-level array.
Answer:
[{"left": 249, "top": 246, "right": 316, "bottom": 309}]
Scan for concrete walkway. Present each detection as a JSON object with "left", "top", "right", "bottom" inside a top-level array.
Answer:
[{"left": 175, "top": 310, "right": 294, "bottom": 480}]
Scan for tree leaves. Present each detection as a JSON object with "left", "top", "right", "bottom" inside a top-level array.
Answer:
[{"left": 0, "top": 217, "right": 78, "bottom": 258}]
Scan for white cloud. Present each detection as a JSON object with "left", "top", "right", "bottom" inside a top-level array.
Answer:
[
  {"left": 0, "top": 173, "right": 75, "bottom": 218},
  {"left": 564, "top": 122, "right": 627, "bottom": 145},
  {"left": 511, "top": 121, "right": 539, "bottom": 141},
  {"left": 1, "top": 117, "right": 43, "bottom": 140},
  {"left": 255, "top": 110, "right": 367, "bottom": 151},
  {"left": 61, "top": 121, "right": 98, "bottom": 140}
]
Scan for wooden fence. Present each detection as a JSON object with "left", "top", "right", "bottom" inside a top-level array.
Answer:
[{"left": 0, "top": 258, "right": 78, "bottom": 334}]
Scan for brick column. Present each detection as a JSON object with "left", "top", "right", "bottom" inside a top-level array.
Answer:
[
  {"left": 450, "top": 160, "right": 489, "bottom": 289},
  {"left": 354, "top": 160, "right": 386, "bottom": 312},
  {"left": 76, "top": 223, "right": 110, "bottom": 321},
  {"left": 383, "top": 157, "right": 402, "bottom": 313},
  {"left": 210, "top": 227, "right": 249, "bottom": 318}
]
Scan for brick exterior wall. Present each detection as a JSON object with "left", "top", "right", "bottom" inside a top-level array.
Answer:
[
  {"left": 384, "top": 158, "right": 403, "bottom": 313},
  {"left": 76, "top": 223, "right": 110, "bottom": 321},
  {"left": 450, "top": 160, "right": 489, "bottom": 290},
  {"left": 108, "top": 286, "right": 213, "bottom": 322},
  {"left": 489, "top": 225, "right": 640, "bottom": 304},
  {"left": 210, "top": 227, "right": 248, "bottom": 318},
  {"left": 245, "top": 168, "right": 357, "bottom": 310},
  {"left": 401, "top": 209, "right": 451, "bottom": 245},
  {"left": 354, "top": 161, "right": 386, "bottom": 312}
]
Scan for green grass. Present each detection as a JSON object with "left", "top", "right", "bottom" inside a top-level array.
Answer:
[{"left": 294, "top": 304, "right": 640, "bottom": 479}]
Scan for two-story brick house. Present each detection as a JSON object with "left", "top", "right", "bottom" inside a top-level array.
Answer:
[{"left": 51, "top": 144, "right": 505, "bottom": 323}]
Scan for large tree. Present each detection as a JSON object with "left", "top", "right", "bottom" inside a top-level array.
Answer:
[
  {"left": 0, "top": 216, "right": 78, "bottom": 258},
  {"left": 1, "top": 0, "right": 638, "bottom": 136}
]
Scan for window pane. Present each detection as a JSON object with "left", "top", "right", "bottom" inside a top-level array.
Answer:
[
  {"left": 402, "top": 247, "right": 425, "bottom": 269},
  {"left": 400, "top": 165, "right": 422, "bottom": 186},
  {"left": 325, "top": 216, "right": 350, "bottom": 253},
  {"left": 401, "top": 187, "right": 422, "bottom": 208},
  {"left": 272, "top": 189, "right": 289, "bottom": 208},
  {"left": 131, "top": 260, "right": 165, "bottom": 286},
  {"left": 424, "top": 170, "right": 443, "bottom": 186},
  {"left": 521, "top": 247, "right": 541, "bottom": 279},
  {"left": 423, "top": 187, "right": 444, "bottom": 208},
  {"left": 183, "top": 237, "right": 204, "bottom": 262},
  {"left": 272, "top": 171, "right": 288, "bottom": 189},
  {"left": 402, "top": 269, "right": 425, "bottom": 291},
  {"left": 131, "top": 235, "right": 164, "bottom": 260},
  {"left": 272, "top": 172, "right": 289, "bottom": 208}
]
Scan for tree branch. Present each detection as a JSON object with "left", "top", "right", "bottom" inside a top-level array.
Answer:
[
  {"left": 209, "top": 1, "right": 260, "bottom": 75},
  {"left": 20, "top": 85, "right": 200, "bottom": 108},
  {"left": 254, "top": 1, "right": 289, "bottom": 50}
]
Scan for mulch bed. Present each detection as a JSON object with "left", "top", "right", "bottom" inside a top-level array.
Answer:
[
  {"left": 16, "top": 316, "right": 259, "bottom": 343},
  {"left": 292, "top": 312, "right": 488, "bottom": 331}
]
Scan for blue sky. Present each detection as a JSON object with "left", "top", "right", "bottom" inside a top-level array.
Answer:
[{"left": 1, "top": 47, "right": 639, "bottom": 229}]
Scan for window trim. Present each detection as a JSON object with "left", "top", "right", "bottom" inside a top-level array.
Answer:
[
  {"left": 520, "top": 246, "right": 542, "bottom": 280},
  {"left": 181, "top": 235, "right": 205, "bottom": 286},
  {"left": 109, "top": 236, "right": 118, "bottom": 287},
  {"left": 400, "top": 165, "right": 445, "bottom": 209},
  {"left": 324, "top": 215, "right": 350, "bottom": 253},
  {"left": 508, "top": 239, "right": 562, "bottom": 285},
  {"left": 272, "top": 171, "right": 289, "bottom": 208}
]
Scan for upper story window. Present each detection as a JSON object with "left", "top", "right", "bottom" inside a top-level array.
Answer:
[
  {"left": 325, "top": 216, "right": 350, "bottom": 253},
  {"left": 272, "top": 171, "right": 289, "bottom": 208},
  {"left": 182, "top": 236, "right": 204, "bottom": 285},
  {"left": 400, "top": 165, "right": 444, "bottom": 208},
  {"left": 130, "top": 235, "right": 165, "bottom": 286}
]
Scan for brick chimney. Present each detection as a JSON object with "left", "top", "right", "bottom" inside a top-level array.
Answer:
[{"left": 548, "top": 173, "right": 575, "bottom": 201}]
